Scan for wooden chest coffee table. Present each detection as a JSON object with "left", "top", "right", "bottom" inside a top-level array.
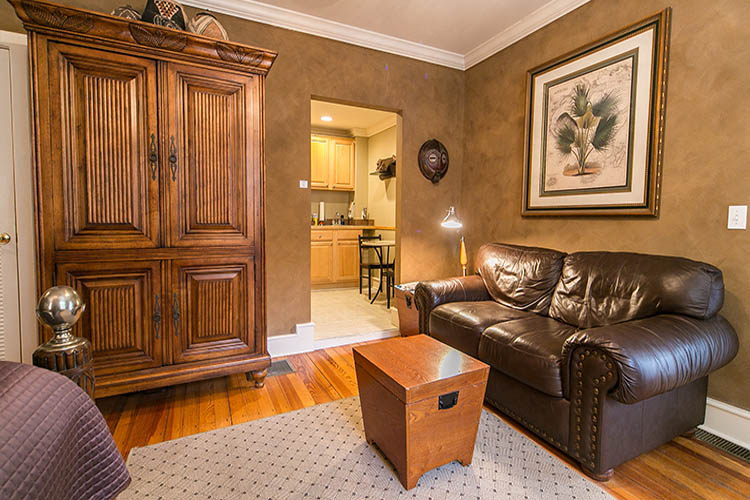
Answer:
[{"left": 353, "top": 334, "right": 489, "bottom": 489}]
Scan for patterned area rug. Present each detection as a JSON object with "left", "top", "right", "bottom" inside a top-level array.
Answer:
[{"left": 122, "top": 398, "right": 612, "bottom": 499}]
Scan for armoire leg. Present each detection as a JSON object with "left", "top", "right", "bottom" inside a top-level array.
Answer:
[{"left": 246, "top": 368, "right": 268, "bottom": 388}]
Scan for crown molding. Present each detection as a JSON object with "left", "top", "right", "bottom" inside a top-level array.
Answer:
[
  {"left": 180, "top": 0, "right": 465, "bottom": 69},
  {"left": 311, "top": 126, "right": 351, "bottom": 137},
  {"left": 366, "top": 116, "right": 397, "bottom": 138},
  {"left": 464, "top": 0, "right": 590, "bottom": 69},
  {"left": 181, "top": 0, "right": 589, "bottom": 71}
]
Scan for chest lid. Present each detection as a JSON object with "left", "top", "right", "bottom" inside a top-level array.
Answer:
[{"left": 353, "top": 335, "right": 488, "bottom": 404}]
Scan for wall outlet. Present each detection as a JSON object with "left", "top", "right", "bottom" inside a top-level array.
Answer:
[
  {"left": 727, "top": 205, "right": 747, "bottom": 230},
  {"left": 299, "top": 180, "right": 308, "bottom": 189}
]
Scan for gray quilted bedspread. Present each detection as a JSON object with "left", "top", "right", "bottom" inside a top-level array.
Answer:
[{"left": 0, "top": 361, "right": 130, "bottom": 500}]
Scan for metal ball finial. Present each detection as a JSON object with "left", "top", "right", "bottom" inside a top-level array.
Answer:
[
  {"left": 36, "top": 285, "right": 86, "bottom": 344},
  {"left": 34, "top": 286, "right": 95, "bottom": 397}
]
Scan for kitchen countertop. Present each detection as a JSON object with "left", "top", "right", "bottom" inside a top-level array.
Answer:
[{"left": 311, "top": 225, "right": 396, "bottom": 231}]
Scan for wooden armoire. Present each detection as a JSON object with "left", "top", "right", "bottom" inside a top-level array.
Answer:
[{"left": 9, "top": 0, "right": 277, "bottom": 397}]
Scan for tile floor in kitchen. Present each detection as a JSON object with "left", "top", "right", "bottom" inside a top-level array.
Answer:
[{"left": 311, "top": 285, "right": 397, "bottom": 339}]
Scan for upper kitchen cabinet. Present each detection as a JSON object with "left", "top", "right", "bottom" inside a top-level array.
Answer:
[
  {"left": 310, "top": 135, "right": 330, "bottom": 188},
  {"left": 310, "top": 134, "right": 355, "bottom": 191}
]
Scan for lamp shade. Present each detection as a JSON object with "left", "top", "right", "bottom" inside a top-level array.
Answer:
[{"left": 441, "top": 206, "right": 462, "bottom": 229}]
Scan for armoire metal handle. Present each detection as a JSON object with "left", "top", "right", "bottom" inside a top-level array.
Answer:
[
  {"left": 172, "top": 292, "right": 180, "bottom": 336},
  {"left": 0, "top": 233, "right": 10, "bottom": 246},
  {"left": 153, "top": 293, "right": 161, "bottom": 339},
  {"left": 149, "top": 133, "right": 158, "bottom": 181},
  {"left": 169, "top": 136, "right": 178, "bottom": 181}
]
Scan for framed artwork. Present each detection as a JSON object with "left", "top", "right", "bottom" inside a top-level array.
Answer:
[{"left": 522, "top": 9, "right": 671, "bottom": 216}]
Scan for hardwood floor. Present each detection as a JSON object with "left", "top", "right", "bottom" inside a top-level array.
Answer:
[{"left": 97, "top": 342, "right": 750, "bottom": 500}]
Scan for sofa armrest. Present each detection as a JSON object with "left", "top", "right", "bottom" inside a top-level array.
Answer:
[
  {"left": 414, "top": 275, "right": 490, "bottom": 334},
  {"left": 563, "top": 314, "right": 738, "bottom": 404}
]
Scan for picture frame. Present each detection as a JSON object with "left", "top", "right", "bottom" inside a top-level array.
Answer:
[{"left": 522, "top": 9, "right": 671, "bottom": 216}]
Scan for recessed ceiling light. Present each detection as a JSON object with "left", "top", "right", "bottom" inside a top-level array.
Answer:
[{"left": 320, "top": 115, "right": 333, "bottom": 122}]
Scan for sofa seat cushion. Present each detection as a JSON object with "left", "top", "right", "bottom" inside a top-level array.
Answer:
[
  {"left": 478, "top": 316, "right": 576, "bottom": 398},
  {"left": 430, "top": 302, "right": 534, "bottom": 357}
]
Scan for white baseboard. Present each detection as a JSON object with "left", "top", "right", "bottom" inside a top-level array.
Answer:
[
  {"left": 268, "top": 322, "right": 399, "bottom": 358},
  {"left": 700, "top": 397, "right": 750, "bottom": 450}
]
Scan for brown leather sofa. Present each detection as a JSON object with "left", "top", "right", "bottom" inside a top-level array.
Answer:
[{"left": 415, "top": 243, "right": 739, "bottom": 481}]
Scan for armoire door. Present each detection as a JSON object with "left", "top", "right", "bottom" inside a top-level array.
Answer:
[
  {"left": 171, "top": 256, "right": 256, "bottom": 364},
  {"left": 166, "top": 62, "right": 260, "bottom": 248},
  {"left": 56, "top": 260, "right": 163, "bottom": 376},
  {"left": 45, "top": 42, "right": 160, "bottom": 250}
]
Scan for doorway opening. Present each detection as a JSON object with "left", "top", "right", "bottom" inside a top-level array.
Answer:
[{"left": 309, "top": 98, "right": 399, "bottom": 340}]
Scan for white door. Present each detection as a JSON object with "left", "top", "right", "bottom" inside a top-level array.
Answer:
[
  {"left": 0, "top": 31, "right": 35, "bottom": 363},
  {"left": 0, "top": 45, "right": 21, "bottom": 361}
]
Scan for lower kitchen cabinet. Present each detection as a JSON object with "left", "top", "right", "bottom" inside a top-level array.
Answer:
[{"left": 311, "top": 229, "right": 362, "bottom": 287}]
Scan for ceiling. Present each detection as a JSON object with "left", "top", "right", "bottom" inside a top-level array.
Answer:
[
  {"left": 311, "top": 100, "right": 397, "bottom": 137},
  {"left": 181, "top": 0, "right": 590, "bottom": 69}
]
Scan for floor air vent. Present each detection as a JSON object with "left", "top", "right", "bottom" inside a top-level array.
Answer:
[
  {"left": 694, "top": 429, "right": 750, "bottom": 462},
  {"left": 267, "top": 359, "right": 296, "bottom": 378}
]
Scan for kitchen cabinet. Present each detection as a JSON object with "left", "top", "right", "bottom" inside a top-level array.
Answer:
[
  {"left": 311, "top": 228, "right": 361, "bottom": 286},
  {"left": 310, "top": 134, "right": 355, "bottom": 191},
  {"left": 310, "top": 136, "right": 330, "bottom": 188},
  {"left": 311, "top": 231, "right": 334, "bottom": 285}
]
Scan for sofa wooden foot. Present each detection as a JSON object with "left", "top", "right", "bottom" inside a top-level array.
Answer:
[
  {"left": 681, "top": 427, "right": 698, "bottom": 438},
  {"left": 581, "top": 465, "right": 614, "bottom": 482},
  {"left": 246, "top": 368, "right": 267, "bottom": 388}
]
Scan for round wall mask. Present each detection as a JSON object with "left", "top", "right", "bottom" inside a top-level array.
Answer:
[{"left": 418, "top": 139, "right": 449, "bottom": 184}]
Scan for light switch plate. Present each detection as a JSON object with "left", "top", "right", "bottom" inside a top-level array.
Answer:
[
  {"left": 728, "top": 205, "right": 747, "bottom": 229},
  {"left": 299, "top": 180, "right": 308, "bottom": 189}
]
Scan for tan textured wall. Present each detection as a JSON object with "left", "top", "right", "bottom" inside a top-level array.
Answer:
[
  {"left": 353, "top": 136, "right": 369, "bottom": 212},
  {"left": 311, "top": 191, "right": 352, "bottom": 222},
  {"left": 462, "top": 0, "right": 750, "bottom": 409},
  {"left": 0, "top": 0, "right": 464, "bottom": 336},
  {"left": 367, "top": 126, "right": 397, "bottom": 228}
]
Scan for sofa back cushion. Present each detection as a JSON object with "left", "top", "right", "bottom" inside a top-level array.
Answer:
[
  {"left": 549, "top": 251, "right": 724, "bottom": 328},
  {"left": 476, "top": 243, "right": 567, "bottom": 315}
]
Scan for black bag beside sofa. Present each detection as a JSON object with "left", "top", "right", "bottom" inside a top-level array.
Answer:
[{"left": 415, "top": 243, "right": 738, "bottom": 480}]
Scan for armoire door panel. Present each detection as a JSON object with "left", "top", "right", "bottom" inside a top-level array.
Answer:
[
  {"left": 57, "top": 260, "right": 163, "bottom": 376},
  {"left": 167, "top": 63, "right": 259, "bottom": 247},
  {"left": 171, "top": 256, "right": 256, "bottom": 364},
  {"left": 47, "top": 43, "right": 160, "bottom": 250}
]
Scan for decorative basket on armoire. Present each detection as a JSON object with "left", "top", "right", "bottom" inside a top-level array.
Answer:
[{"left": 8, "top": 0, "right": 277, "bottom": 397}]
